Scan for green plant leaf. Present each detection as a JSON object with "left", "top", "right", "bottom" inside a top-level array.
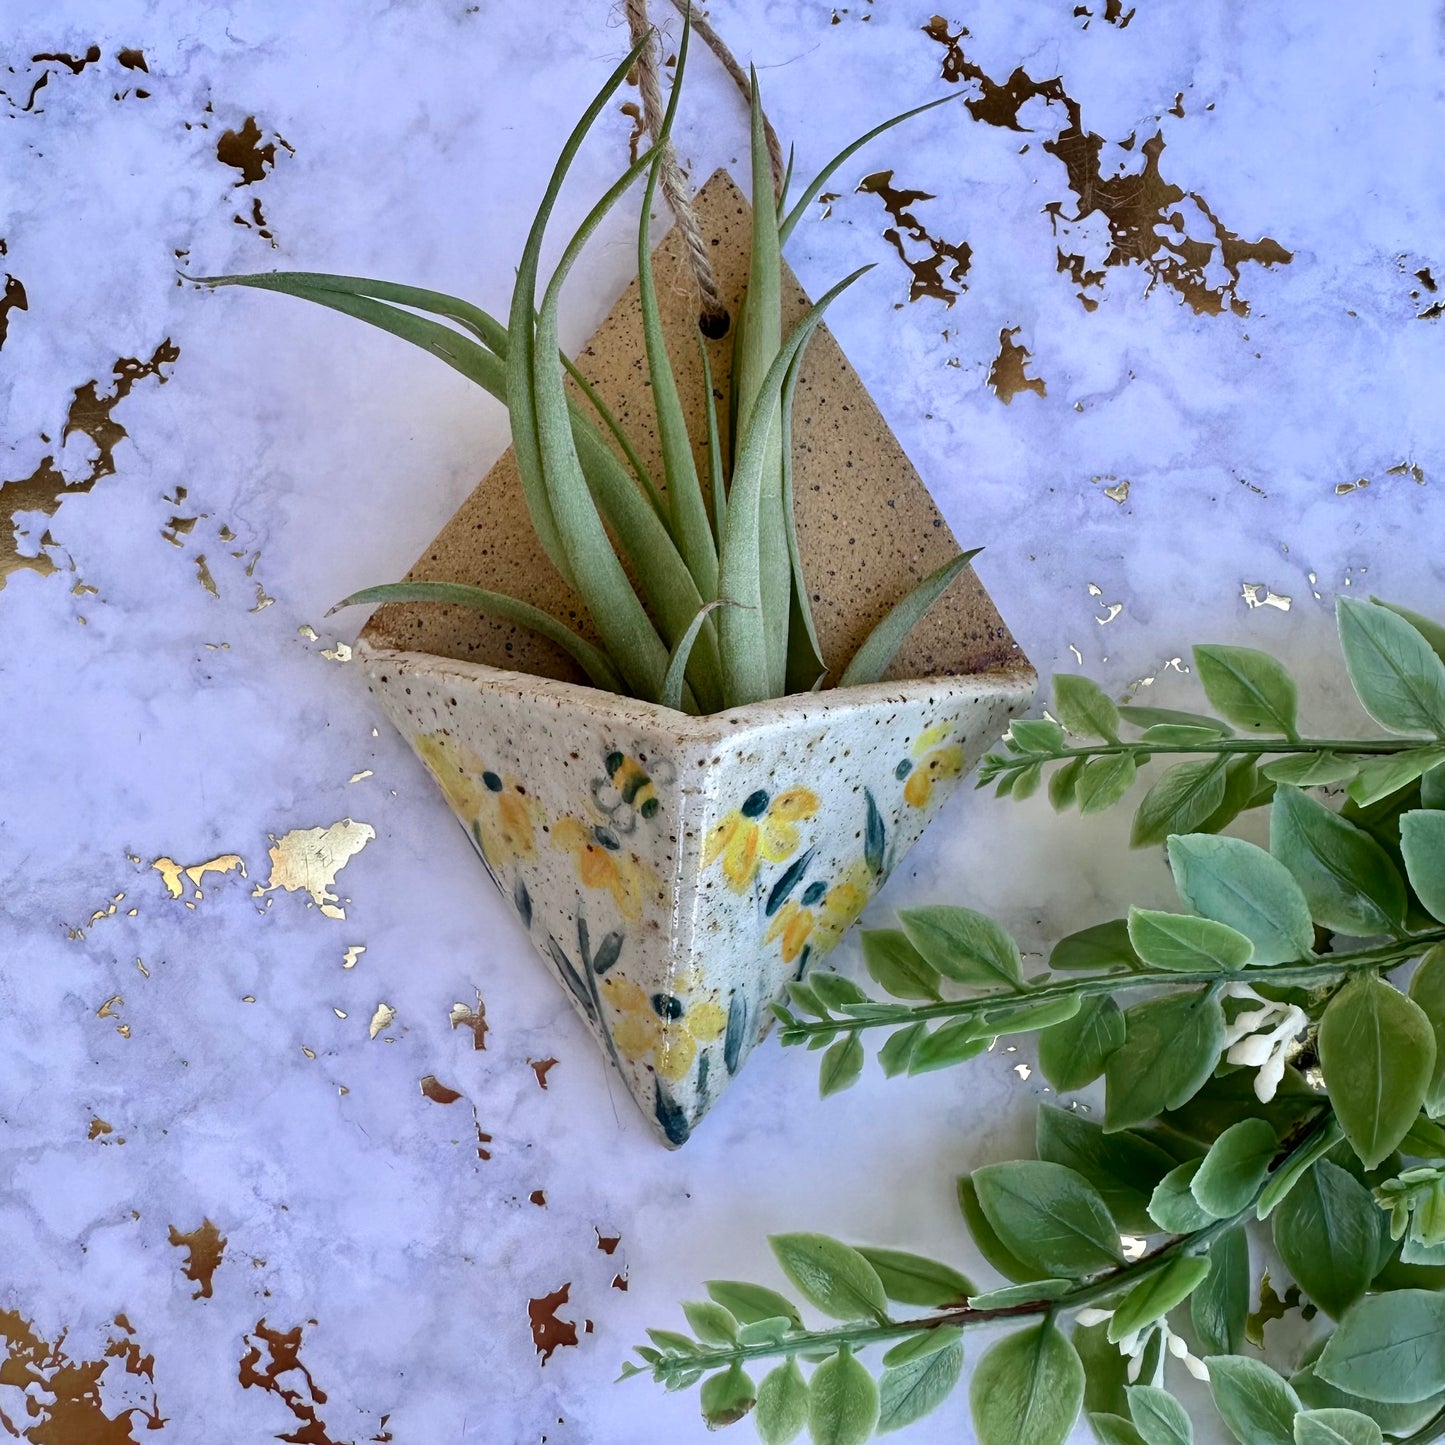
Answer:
[
  {"left": 979, "top": 993, "right": 1083, "bottom": 1038},
  {"left": 1315, "top": 1289, "right": 1445, "bottom": 1403},
  {"left": 811, "top": 974, "right": 869, "bottom": 1011},
  {"left": 737, "top": 1316, "right": 795, "bottom": 1346},
  {"left": 1108, "top": 1256, "right": 1212, "bottom": 1344},
  {"left": 1338, "top": 597, "right": 1445, "bottom": 737},
  {"left": 881, "top": 1326, "right": 963, "bottom": 1368},
  {"left": 1372, "top": 597, "right": 1445, "bottom": 664},
  {"left": 1262, "top": 752, "right": 1363, "bottom": 787},
  {"left": 1192, "top": 1225, "right": 1250, "bottom": 1356},
  {"left": 808, "top": 1346, "right": 879, "bottom": 1445},
  {"left": 1293, "top": 1354, "right": 1445, "bottom": 1437},
  {"left": 1191, "top": 1117, "right": 1279, "bottom": 1215},
  {"left": 1092, "top": 1413, "right": 1149, "bottom": 1445},
  {"left": 1347, "top": 749, "right": 1445, "bottom": 808},
  {"left": 855, "top": 1248, "right": 973, "bottom": 1308},
  {"left": 1293, "top": 1409, "right": 1384, "bottom": 1445},
  {"left": 861, "top": 930, "right": 942, "bottom": 1002},
  {"left": 755, "top": 1360, "right": 808, "bottom": 1445},
  {"left": 965, "top": 1280, "right": 1072, "bottom": 1309},
  {"left": 908, "top": 1020, "right": 988, "bottom": 1074},
  {"left": 1271, "top": 785, "right": 1408, "bottom": 936},
  {"left": 1076, "top": 1317, "right": 1131, "bottom": 1418},
  {"left": 1036, "top": 1106, "right": 1175, "bottom": 1234},
  {"left": 700, "top": 1361, "right": 757, "bottom": 1427},
  {"left": 1010, "top": 718, "right": 1067, "bottom": 753},
  {"left": 1167, "top": 833, "right": 1315, "bottom": 965},
  {"left": 1105, "top": 989, "right": 1227, "bottom": 1132},
  {"left": 972, "top": 1161, "right": 1124, "bottom": 1276},
  {"left": 681, "top": 1300, "right": 739, "bottom": 1344},
  {"left": 1053, "top": 675, "right": 1122, "bottom": 742},
  {"left": 956, "top": 1175, "right": 1050, "bottom": 1284},
  {"left": 1049, "top": 753, "right": 1086, "bottom": 811},
  {"left": 1078, "top": 753, "right": 1140, "bottom": 814},
  {"left": 331, "top": 581, "right": 625, "bottom": 693},
  {"left": 1050, "top": 918, "right": 1141, "bottom": 972},
  {"left": 1138, "top": 724, "right": 1230, "bottom": 747},
  {"left": 769, "top": 1234, "right": 888, "bottom": 1322},
  {"left": 1149, "top": 1160, "right": 1218, "bottom": 1233},
  {"left": 705, "top": 1280, "right": 802, "bottom": 1329},
  {"left": 1256, "top": 1117, "right": 1344, "bottom": 1219},
  {"left": 970, "top": 1322, "right": 1084, "bottom": 1445},
  {"left": 1120, "top": 704, "right": 1233, "bottom": 735},
  {"left": 898, "top": 906, "right": 1023, "bottom": 989},
  {"left": 877, "top": 1338, "right": 963, "bottom": 1434},
  {"left": 878, "top": 1022, "right": 925, "bottom": 1077},
  {"left": 1199, "top": 753, "right": 1275, "bottom": 836},
  {"left": 1318, "top": 973, "right": 1435, "bottom": 1168},
  {"left": 1409, "top": 945, "right": 1445, "bottom": 1117},
  {"left": 1271, "top": 1160, "right": 1381, "bottom": 1320},
  {"left": 1037, "top": 995, "right": 1127, "bottom": 1093},
  {"left": 1193, "top": 644, "right": 1300, "bottom": 737},
  {"left": 1206, "top": 1354, "right": 1303, "bottom": 1445},
  {"left": 1402, "top": 809, "right": 1445, "bottom": 922},
  {"left": 1127, "top": 907, "right": 1254, "bottom": 973},
  {"left": 838, "top": 549, "right": 982, "bottom": 688},
  {"left": 1127, "top": 1384, "right": 1194, "bottom": 1445},
  {"left": 777, "top": 347, "right": 828, "bottom": 695},
  {"left": 819, "top": 1035, "right": 865, "bottom": 1097},
  {"left": 1131, "top": 758, "right": 1231, "bottom": 848}
]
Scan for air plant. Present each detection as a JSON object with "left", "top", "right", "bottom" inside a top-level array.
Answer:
[{"left": 195, "top": 18, "right": 970, "bottom": 714}]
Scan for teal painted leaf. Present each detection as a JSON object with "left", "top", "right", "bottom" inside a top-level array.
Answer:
[
  {"left": 1338, "top": 597, "right": 1445, "bottom": 736},
  {"left": 1318, "top": 973, "right": 1435, "bottom": 1168},
  {"left": 973, "top": 1160, "right": 1123, "bottom": 1277},
  {"left": 970, "top": 1322, "right": 1084, "bottom": 1445},
  {"left": 1206, "top": 1354, "right": 1302, "bottom": 1445},
  {"left": 769, "top": 1234, "right": 887, "bottom": 1322},
  {"left": 1315, "top": 1289, "right": 1445, "bottom": 1403},
  {"left": 1167, "top": 833, "right": 1315, "bottom": 965},
  {"left": 1271, "top": 785, "right": 1408, "bottom": 936},
  {"left": 1193, "top": 644, "right": 1299, "bottom": 737},
  {"left": 864, "top": 788, "right": 886, "bottom": 874}
]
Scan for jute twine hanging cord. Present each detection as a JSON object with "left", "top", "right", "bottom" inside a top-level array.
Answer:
[{"left": 624, "top": 0, "right": 785, "bottom": 329}]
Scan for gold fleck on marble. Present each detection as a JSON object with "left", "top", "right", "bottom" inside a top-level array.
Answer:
[
  {"left": 115, "top": 1023, "right": 131, "bottom": 1038},
  {"left": 216, "top": 116, "right": 283, "bottom": 186},
  {"left": 1095, "top": 602, "right": 1123, "bottom": 625},
  {"left": 420, "top": 1074, "right": 462, "bottom": 1104},
  {"left": 238, "top": 1319, "right": 343, "bottom": 1445},
  {"left": 301, "top": 1045, "right": 316, "bottom": 1059},
  {"left": 449, "top": 991, "right": 488, "bottom": 1050},
  {"left": 348, "top": 769, "right": 374, "bottom": 784},
  {"left": 1242, "top": 582, "right": 1292, "bottom": 611},
  {"left": 988, "top": 327, "right": 1046, "bottom": 402},
  {"left": 854, "top": 170, "right": 972, "bottom": 305},
  {"left": 332, "top": 1007, "right": 347, "bottom": 1019},
  {"left": 194, "top": 554, "right": 218, "bottom": 597},
  {"left": 298, "top": 624, "right": 319, "bottom": 642},
  {"left": 369, "top": 1002, "right": 396, "bottom": 1038},
  {"left": 321, "top": 641, "right": 352, "bottom": 663},
  {"left": 1386, "top": 460, "right": 1427, "bottom": 483},
  {"left": 167, "top": 1219, "right": 227, "bottom": 1299},
  {"left": 72, "top": 579, "right": 98, "bottom": 596},
  {"left": 0, "top": 273, "right": 28, "bottom": 350},
  {"left": 530, "top": 1057, "right": 559, "bottom": 1090},
  {"left": 242, "top": 994, "right": 256, "bottom": 1003},
  {"left": 250, "top": 581, "right": 275, "bottom": 612},
  {"left": 341, "top": 945, "right": 366, "bottom": 969},
  {"left": 252, "top": 818, "right": 375, "bottom": 919},
  {"left": 528, "top": 1284, "right": 579, "bottom": 1364},
  {"left": 97, "top": 993, "right": 124, "bottom": 1018},
  {"left": 161, "top": 514, "right": 196, "bottom": 546},
  {"left": 152, "top": 852, "right": 247, "bottom": 899},
  {"left": 88, "top": 1115, "right": 113, "bottom": 1140}
]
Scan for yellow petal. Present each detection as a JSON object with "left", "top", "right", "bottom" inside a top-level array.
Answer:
[
  {"left": 613, "top": 1010, "right": 660, "bottom": 1061},
  {"left": 602, "top": 974, "right": 649, "bottom": 1014},
  {"left": 686, "top": 1000, "right": 727, "bottom": 1042},
  {"left": 770, "top": 788, "right": 819, "bottom": 822},
  {"left": 912, "top": 721, "right": 952, "bottom": 756},
  {"left": 759, "top": 817, "right": 800, "bottom": 863},
  {"left": 654, "top": 1024, "right": 697, "bottom": 1081},
  {"left": 904, "top": 770, "right": 932, "bottom": 808},
  {"left": 703, "top": 814, "right": 739, "bottom": 869},
  {"left": 722, "top": 823, "right": 760, "bottom": 891}
]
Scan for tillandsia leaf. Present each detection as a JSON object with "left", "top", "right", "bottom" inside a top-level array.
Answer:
[
  {"left": 529, "top": 126, "right": 674, "bottom": 701},
  {"left": 736, "top": 68, "right": 790, "bottom": 698},
  {"left": 661, "top": 600, "right": 737, "bottom": 712},
  {"left": 504, "top": 39, "right": 649, "bottom": 586},
  {"left": 776, "top": 142, "right": 796, "bottom": 219},
  {"left": 636, "top": 22, "right": 718, "bottom": 601},
  {"left": 558, "top": 348, "right": 668, "bottom": 522},
  {"left": 717, "top": 265, "right": 873, "bottom": 704},
  {"left": 207, "top": 271, "right": 723, "bottom": 707},
  {"left": 329, "top": 582, "right": 625, "bottom": 692},
  {"left": 778, "top": 345, "right": 829, "bottom": 694},
  {"left": 837, "top": 549, "right": 983, "bottom": 689},
  {"left": 777, "top": 94, "right": 957, "bottom": 246},
  {"left": 697, "top": 331, "right": 727, "bottom": 542}
]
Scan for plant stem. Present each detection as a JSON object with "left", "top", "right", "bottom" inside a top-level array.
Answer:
[
  {"left": 781, "top": 932, "right": 1445, "bottom": 1045},
  {"left": 642, "top": 1111, "right": 1332, "bottom": 1384},
  {"left": 999, "top": 737, "right": 1426, "bottom": 763},
  {"left": 1402, "top": 1410, "right": 1445, "bottom": 1445}
]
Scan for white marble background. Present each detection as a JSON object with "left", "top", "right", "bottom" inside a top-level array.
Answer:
[{"left": 1, "top": 1, "right": 1441, "bottom": 1441}]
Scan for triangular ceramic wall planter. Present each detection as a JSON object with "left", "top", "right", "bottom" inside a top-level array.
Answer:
[{"left": 357, "top": 172, "right": 1035, "bottom": 1145}]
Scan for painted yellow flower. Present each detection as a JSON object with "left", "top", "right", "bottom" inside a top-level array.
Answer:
[
  {"left": 704, "top": 787, "right": 820, "bottom": 892},
  {"left": 414, "top": 733, "right": 541, "bottom": 865},
  {"left": 552, "top": 817, "right": 657, "bottom": 922},
  {"left": 899, "top": 721, "right": 965, "bottom": 808},
  {"left": 602, "top": 975, "right": 728, "bottom": 1081},
  {"left": 766, "top": 860, "right": 875, "bottom": 964}
]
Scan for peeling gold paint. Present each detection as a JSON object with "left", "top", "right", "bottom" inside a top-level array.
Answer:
[
  {"left": 923, "top": 17, "right": 1290, "bottom": 314},
  {"left": 854, "top": 170, "right": 971, "bottom": 304},
  {"left": 1242, "top": 581, "right": 1291, "bottom": 611},
  {"left": 528, "top": 1285, "right": 578, "bottom": 1364},
  {"left": 530, "top": 1057, "right": 559, "bottom": 1090},
  {"left": 0, "top": 273, "right": 28, "bottom": 349},
  {"left": 250, "top": 581, "right": 275, "bottom": 612},
  {"left": 88, "top": 1115, "right": 113, "bottom": 1140},
  {"left": 161, "top": 515, "right": 196, "bottom": 546},
  {"left": 1095, "top": 602, "right": 1123, "bottom": 625},
  {"left": 238, "top": 1319, "right": 342, "bottom": 1445},
  {"left": 97, "top": 994, "right": 124, "bottom": 1019},
  {"left": 1, "top": 341, "right": 178, "bottom": 589},
  {"left": 449, "top": 992, "right": 488, "bottom": 1050},
  {"left": 252, "top": 819, "right": 374, "bottom": 919},
  {"left": 342, "top": 945, "right": 366, "bottom": 969},
  {"left": 298, "top": 624, "right": 319, "bottom": 642},
  {"left": 987, "top": 327, "right": 1046, "bottom": 402},
  {"left": 321, "top": 641, "right": 352, "bottom": 663},
  {"left": 368, "top": 1002, "right": 396, "bottom": 1038},
  {"left": 216, "top": 116, "right": 285, "bottom": 186},
  {"left": 194, "top": 554, "right": 218, "bottom": 597},
  {"left": 152, "top": 852, "right": 247, "bottom": 900},
  {"left": 348, "top": 770, "right": 374, "bottom": 784},
  {"left": 168, "top": 1219, "right": 227, "bottom": 1299},
  {"left": 420, "top": 1074, "right": 462, "bottom": 1104}
]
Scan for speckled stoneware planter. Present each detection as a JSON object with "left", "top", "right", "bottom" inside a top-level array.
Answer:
[{"left": 355, "top": 172, "right": 1035, "bottom": 1144}]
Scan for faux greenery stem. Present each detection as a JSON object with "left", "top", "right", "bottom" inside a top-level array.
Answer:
[
  {"left": 1012, "top": 737, "right": 1429, "bottom": 762},
  {"left": 780, "top": 929, "right": 1445, "bottom": 1044},
  {"left": 644, "top": 1111, "right": 1332, "bottom": 1385}
]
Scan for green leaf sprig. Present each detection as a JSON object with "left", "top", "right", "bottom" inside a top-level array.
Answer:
[
  {"left": 632, "top": 595, "right": 1445, "bottom": 1444},
  {"left": 193, "top": 16, "right": 973, "bottom": 713}
]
